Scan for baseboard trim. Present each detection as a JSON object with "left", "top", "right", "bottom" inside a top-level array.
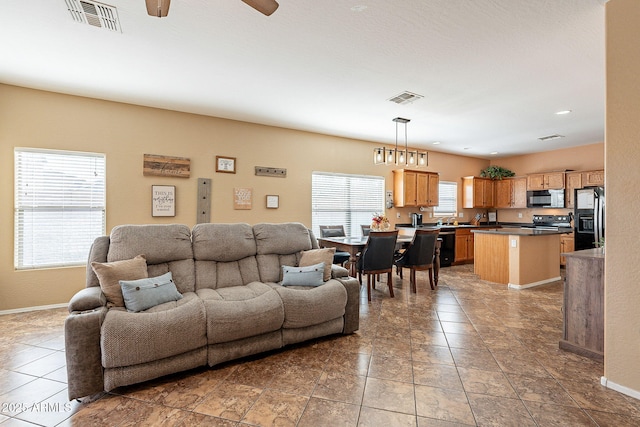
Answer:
[
  {"left": 601, "top": 376, "right": 640, "bottom": 400},
  {"left": 508, "top": 276, "right": 561, "bottom": 290},
  {"left": 0, "top": 303, "right": 67, "bottom": 316}
]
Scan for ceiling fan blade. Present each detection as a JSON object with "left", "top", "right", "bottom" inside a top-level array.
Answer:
[
  {"left": 146, "top": 0, "right": 171, "bottom": 17},
  {"left": 242, "top": 0, "right": 279, "bottom": 16}
]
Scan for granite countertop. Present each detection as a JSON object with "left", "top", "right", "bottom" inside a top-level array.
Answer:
[{"left": 472, "top": 228, "right": 568, "bottom": 236}]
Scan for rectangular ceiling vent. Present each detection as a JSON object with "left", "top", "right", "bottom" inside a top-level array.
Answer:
[
  {"left": 388, "top": 91, "right": 424, "bottom": 105},
  {"left": 538, "top": 134, "right": 565, "bottom": 142},
  {"left": 65, "top": 0, "right": 121, "bottom": 32}
]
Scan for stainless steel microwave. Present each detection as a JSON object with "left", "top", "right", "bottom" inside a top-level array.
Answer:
[{"left": 526, "top": 189, "right": 565, "bottom": 208}]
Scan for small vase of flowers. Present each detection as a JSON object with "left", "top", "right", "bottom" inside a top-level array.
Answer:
[{"left": 371, "top": 213, "right": 390, "bottom": 231}]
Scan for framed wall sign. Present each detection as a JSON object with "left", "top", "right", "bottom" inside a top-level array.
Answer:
[
  {"left": 266, "top": 195, "right": 279, "bottom": 209},
  {"left": 152, "top": 185, "right": 176, "bottom": 217},
  {"left": 216, "top": 156, "right": 236, "bottom": 173},
  {"left": 233, "top": 187, "right": 253, "bottom": 210}
]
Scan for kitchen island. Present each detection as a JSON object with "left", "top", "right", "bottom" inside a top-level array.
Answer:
[{"left": 472, "top": 228, "right": 567, "bottom": 289}]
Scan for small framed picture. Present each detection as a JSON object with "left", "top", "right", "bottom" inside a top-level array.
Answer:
[
  {"left": 152, "top": 185, "right": 176, "bottom": 217},
  {"left": 266, "top": 195, "right": 279, "bottom": 209},
  {"left": 216, "top": 156, "right": 236, "bottom": 173}
]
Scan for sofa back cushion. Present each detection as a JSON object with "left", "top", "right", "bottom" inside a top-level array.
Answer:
[
  {"left": 192, "top": 223, "right": 260, "bottom": 290},
  {"left": 253, "top": 223, "right": 313, "bottom": 283},
  {"left": 106, "top": 224, "right": 195, "bottom": 293}
]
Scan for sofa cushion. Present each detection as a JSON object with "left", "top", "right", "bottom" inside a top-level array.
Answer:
[
  {"left": 253, "top": 223, "right": 312, "bottom": 255},
  {"left": 197, "top": 282, "right": 284, "bottom": 344},
  {"left": 108, "top": 224, "right": 193, "bottom": 264},
  {"left": 120, "top": 272, "right": 183, "bottom": 312},
  {"left": 101, "top": 292, "right": 206, "bottom": 368},
  {"left": 272, "top": 280, "right": 348, "bottom": 329},
  {"left": 299, "top": 248, "right": 335, "bottom": 281},
  {"left": 281, "top": 263, "right": 325, "bottom": 287},
  {"left": 192, "top": 223, "right": 256, "bottom": 262},
  {"left": 91, "top": 255, "right": 148, "bottom": 307}
]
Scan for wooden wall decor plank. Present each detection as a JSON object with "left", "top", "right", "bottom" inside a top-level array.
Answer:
[{"left": 143, "top": 154, "right": 191, "bottom": 178}]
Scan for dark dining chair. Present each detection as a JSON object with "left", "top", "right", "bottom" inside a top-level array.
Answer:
[
  {"left": 319, "top": 225, "right": 351, "bottom": 267},
  {"left": 356, "top": 230, "right": 398, "bottom": 301},
  {"left": 360, "top": 225, "right": 371, "bottom": 237},
  {"left": 394, "top": 229, "right": 440, "bottom": 292}
]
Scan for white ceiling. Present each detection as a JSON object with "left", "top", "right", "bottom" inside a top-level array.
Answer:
[{"left": 0, "top": 0, "right": 606, "bottom": 158}]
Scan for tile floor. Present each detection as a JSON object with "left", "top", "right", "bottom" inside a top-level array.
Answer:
[{"left": 1, "top": 265, "right": 639, "bottom": 426}]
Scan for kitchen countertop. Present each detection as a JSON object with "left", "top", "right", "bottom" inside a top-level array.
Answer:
[
  {"left": 471, "top": 228, "right": 570, "bottom": 236},
  {"left": 563, "top": 248, "right": 605, "bottom": 259}
]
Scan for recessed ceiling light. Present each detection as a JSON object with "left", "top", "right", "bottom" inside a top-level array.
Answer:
[
  {"left": 432, "top": 141, "right": 441, "bottom": 145},
  {"left": 490, "top": 151, "right": 498, "bottom": 155},
  {"left": 463, "top": 147, "right": 471, "bottom": 150},
  {"left": 555, "top": 110, "right": 572, "bottom": 115},
  {"left": 351, "top": 5, "right": 368, "bottom": 12}
]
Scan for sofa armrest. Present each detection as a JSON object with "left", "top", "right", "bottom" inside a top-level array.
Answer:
[
  {"left": 333, "top": 276, "right": 360, "bottom": 334},
  {"left": 331, "top": 264, "right": 349, "bottom": 279},
  {"left": 68, "top": 287, "right": 106, "bottom": 313}
]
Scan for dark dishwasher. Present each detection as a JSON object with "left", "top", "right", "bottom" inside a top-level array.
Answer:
[{"left": 438, "top": 231, "right": 455, "bottom": 267}]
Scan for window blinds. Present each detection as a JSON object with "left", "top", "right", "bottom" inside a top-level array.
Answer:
[
  {"left": 312, "top": 172, "right": 385, "bottom": 238},
  {"left": 14, "top": 148, "right": 106, "bottom": 269},
  {"left": 434, "top": 181, "right": 457, "bottom": 216}
]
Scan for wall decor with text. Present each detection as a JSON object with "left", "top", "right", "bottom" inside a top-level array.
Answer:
[
  {"left": 216, "top": 156, "right": 236, "bottom": 173},
  {"left": 233, "top": 187, "right": 253, "bottom": 210},
  {"left": 152, "top": 185, "right": 176, "bottom": 217},
  {"left": 143, "top": 154, "right": 190, "bottom": 178}
]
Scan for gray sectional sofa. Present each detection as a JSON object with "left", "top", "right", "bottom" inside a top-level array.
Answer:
[{"left": 64, "top": 222, "right": 359, "bottom": 400}]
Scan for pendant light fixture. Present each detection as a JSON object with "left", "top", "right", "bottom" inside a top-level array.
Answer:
[{"left": 373, "top": 117, "right": 428, "bottom": 167}]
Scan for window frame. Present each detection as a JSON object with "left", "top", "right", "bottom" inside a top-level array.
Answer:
[
  {"left": 14, "top": 147, "right": 106, "bottom": 270},
  {"left": 433, "top": 180, "right": 458, "bottom": 217},
  {"left": 311, "top": 171, "right": 385, "bottom": 238}
]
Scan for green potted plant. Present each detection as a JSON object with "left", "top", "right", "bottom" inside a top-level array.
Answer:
[{"left": 480, "top": 166, "right": 516, "bottom": 180}]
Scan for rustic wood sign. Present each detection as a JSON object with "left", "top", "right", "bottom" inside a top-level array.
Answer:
[
  {"left": 143, "top": 154, "right": 191, "bottom": 178},
  {"left": 233, "top": 187, "right": 253, "bottom": 210}
]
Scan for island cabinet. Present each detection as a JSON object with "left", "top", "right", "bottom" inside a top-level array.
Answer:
[
  {"left": 454, "top": 228, "right": 475, "bottom": 263},
  {"left": 527, "top": 172, "right": 565, "bottom": 190},
  {"left": 560, "top": 249, "right": 604, "bottom": 361},
  {"left": 494, "top": 177, "right": 527, "bottom": 209},
  {"left": 462, "top": 176, "right": 494, "bottom": 208},
  {"left": 393, "top": 170, "right": 439, "bottom": 207},
  {"left": 560, "top": 232, "right": 574, "bottom": 266}
]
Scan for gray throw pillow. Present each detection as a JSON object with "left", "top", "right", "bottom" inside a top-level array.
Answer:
[
  {"left": 120, "top": 272, "right": 183, "bottom": 312},
  {"left": 281, "top": 262, "right": 325, "bottom": 287}
]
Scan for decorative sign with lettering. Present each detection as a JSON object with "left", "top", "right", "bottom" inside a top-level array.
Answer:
[
  {"left": 234, "top": 187, "right": 253, "bottom": 210},
  {"left": 143, "top": 154, "right": 191, "bottom": 178},
  {"left": 152, "top": 185, "right": 176, "bottom": 217}
]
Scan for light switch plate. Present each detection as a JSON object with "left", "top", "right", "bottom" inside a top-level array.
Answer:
[
  {"left": 518, "top": 212, "right": 523, "bottom": 218},
  {"left": 459, "top": 212, "right": 464, "bottom": 217}
]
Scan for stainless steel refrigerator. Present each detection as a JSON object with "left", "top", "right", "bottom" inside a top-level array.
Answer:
[{"left": 574, "top": 186, "right": 605, "bottom": 251}]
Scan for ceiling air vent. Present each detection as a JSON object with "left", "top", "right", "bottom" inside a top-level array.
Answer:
[
  {"left": 388, "top": 91, "right": 424, "bottom": 105},
  {"left": 65, "top": 0, "right": 121, "bottom": 32},
  {"left": 538, "top": 134, "right": 565, "bottom": 142}
]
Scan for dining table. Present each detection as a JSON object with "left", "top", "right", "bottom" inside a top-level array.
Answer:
[{"left": 317, "top": 235, "right": 441, "bottom": 287}]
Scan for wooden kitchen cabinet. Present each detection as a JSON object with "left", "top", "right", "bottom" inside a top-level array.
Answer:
[
  {"left": 565, "top": 172, "right": 582, "bottom": 209},
  {"left": 494, "top": 177, "right": 527, "bottom": 208},
  {"left": 583, "top": 169, "right": 604, "bottom": 186},
  {"left": 393, "top": 169, "right": 439, "bottom": 207},
  {"left": 527, "top": 172, "right": 565, "bottom": 190},
  {"left": 560, "top": 232, "right": 575, "bottom": 266},
  {"left": 454, "top": 228, "right": 475, "bottom": 263},
  {"left": 462, "top": 177, "right": 494, "bottom": 208}
]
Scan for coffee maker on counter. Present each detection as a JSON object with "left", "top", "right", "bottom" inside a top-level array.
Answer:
[{"left": 410, "top": 213, "right": 423, "bottom": 228}]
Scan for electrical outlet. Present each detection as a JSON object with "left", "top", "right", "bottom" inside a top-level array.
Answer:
[
  {"left": 518, "top": 212, "right": 523, "bottom": 218},
  {"left": 429, "top": 213, "right": 433, "bottom": 218},
  {"left": 396, "top": 213, "right": 401, "bottom": 218},
  {"left": 511, "top": 239, "right": 517, "bottom": 248},
  {"left": 458, "top": 212, "right": 464, "bottom": 217}
]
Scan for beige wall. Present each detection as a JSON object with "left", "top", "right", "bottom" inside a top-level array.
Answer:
[
  {"left": 0, "top": 84, "right": 491, "bottom": 310},
  {"left": 604, "top": 0, "right": 640, "bottom": 396}
]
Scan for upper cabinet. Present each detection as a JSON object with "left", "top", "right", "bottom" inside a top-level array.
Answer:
[
  {"left": 527, "top": 172, "right": 565, "bottom": 190},
  {"left": 565, "top": 172, "right": 582, "bottom": 209},
  {"left": 462, "top": 176, "right": 495, "bottom": 208},
  {"left": 393, "top": 170, "right": 439, "bottom": 207},
  {"left": 494, "top": 177, "right": 527, "bottom": 209},
  {"left": 583, "top": 170, "right": 604, "bottom": 187}
]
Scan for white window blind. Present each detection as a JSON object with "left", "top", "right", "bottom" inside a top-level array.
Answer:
[
  {"left": 14, "top": 148, "right": 106, "bottom": 269},
  {"left": 433, "top": 181, "right": 457, "bottom": 216},
  {"left": 312, "top": 172, "right": 385, "bottom": 237}
]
